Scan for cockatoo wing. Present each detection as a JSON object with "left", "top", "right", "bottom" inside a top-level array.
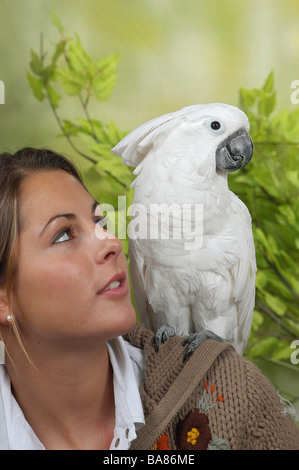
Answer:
[{"left": 231, "top": 206, "right": 257, "bottom": 353}]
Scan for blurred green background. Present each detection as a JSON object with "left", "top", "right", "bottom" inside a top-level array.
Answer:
[
  {"left": 0, "top": 0, "right": 299, "bottom": 422},
  {"left": 1, "top": 0, "right": 299, "bottom": 153}
]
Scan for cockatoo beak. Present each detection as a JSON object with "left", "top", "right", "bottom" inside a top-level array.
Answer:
[{"left": 216, "top": 129, "right": 254, "bottom": 172}]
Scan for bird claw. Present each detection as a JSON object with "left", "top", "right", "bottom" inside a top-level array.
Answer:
[
  {"left": 155, "top": 324, "right": 176, "bottom": 351},
  {"left": 183, "top": 330, "right": 226, "bottom": 360}
]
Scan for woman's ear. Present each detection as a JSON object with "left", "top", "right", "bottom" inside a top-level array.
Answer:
[{"left": 0, "top": 287, "right": 11, "bottom": 326}]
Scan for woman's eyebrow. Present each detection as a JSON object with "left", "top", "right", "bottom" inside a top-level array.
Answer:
[{"left": 40, "top": 199, "right": 99, "bottom": 237}]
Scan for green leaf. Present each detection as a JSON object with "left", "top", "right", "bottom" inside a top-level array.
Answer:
[
  {"left": 271, "top": 339, "right": 294, "bottom": 361},
  {"left": 278, "top": 205, "right": 297, "bottom": 228},
  {"left": 26, "top": 72, "right": 44, "bottom": 101},
  {"left": 50, "top": 11, "right": 65, "bottom": 33},
  {"left": 255, "top": 227, "right": 272, "bottom": 253},
  {"left": 56, "top": 68, "right": 86, "bottom": 95},
  {"left": 263, "top": 292, "right": 287, "bottom": 317},
  {"left": 258, "top": 71, "right": 276, "bottom": 117},
  {"left": 239, "top": 88, "right": 258, "bottom": 111},
  {"left": 262, "top": 70, "right": 275, "bottom": 93},
  {"left": 249, "top": 336, "right": 279, "bottom": 357},
  {"left": 255, "top": 270, "right": 269, "bottom": 290},
  {"left": 51, "top": 39, "right": 67, "bottom": 65},
  {"left": 284, "top": 319, "right": 299, "bottom": 337},
  {"left": 75, "top": 118, "right": 104, "bottom": 140},
  {"left": 68, "top": 36, "right": 94, "bottom": 77},
  {"left": 259, "top": 93, "right": 276, "bottom": 118},
  {"left": 96, "top": 54, "right": 120, "bottom": 77},
  {"left": 250, "top": 309, "right": 264, "bottom": 333},
  {"left": 91, "top": 54, "right": 120, "bottom": 101},
  {"left": 77, "top": 132, "right": 100, "bottom": 151},
  {"left": 45, "top": 84, "right": 61, "bottom": 108},
  {"left": 95, "top": 156, "right": 133, "bottom": 187},
  {"left": 286, "top": 169, "right": 299, "bottom": 188},
  {"left": 106, "top": 120, "right": 126, "bottom": 146},
  {"left": 91, "top": 143, "right": 112, "bottom": 158},
  {"left": 40, "top": 65, "right": 55, "bottom": 82},
  {"left": 59, "top": 119, "right": 80, "bottom": 137},
  {"left": 29, "top": 49, "right": 44, "bottom": 76},
  {"left": 92, "top": 74, "right": 117, "bottom": 101}
]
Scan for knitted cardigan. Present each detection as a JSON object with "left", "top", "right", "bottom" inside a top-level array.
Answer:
[{"left": 124, "top": 323, "right": 299, "bottom": 450}]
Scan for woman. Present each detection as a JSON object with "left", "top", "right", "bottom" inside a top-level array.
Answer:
[
  {"left": 0, "top": 147, "right": 298, "bottom": 450},
  {"left": 0, "top": 147, "right": 144, "bottom": 450}
]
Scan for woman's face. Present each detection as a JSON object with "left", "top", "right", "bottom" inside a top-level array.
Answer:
[{"left": 11, "top": 169, "right": 136, "bottom": 346}]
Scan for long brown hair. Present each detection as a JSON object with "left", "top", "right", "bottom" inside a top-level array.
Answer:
[{"left": 0, "top": 147, "right": 83, "bottom": 360}]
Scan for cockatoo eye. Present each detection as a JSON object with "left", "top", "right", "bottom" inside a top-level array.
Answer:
[
  {"left": 206, "top": 118, "right": 225, "bottom": 135},
  {"left": 211, "top": 121, "right": 221, "bottom": 130}
]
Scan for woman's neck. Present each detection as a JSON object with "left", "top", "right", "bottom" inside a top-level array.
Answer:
[{"left": 5, "top": 337, "right": 115, "bottom": 449}]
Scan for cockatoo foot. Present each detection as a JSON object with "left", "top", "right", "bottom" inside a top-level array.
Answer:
[
  {"left": 155, "top": 324, "right": 176, "bottom": 351},
  {"left": 183, "top": 330, "right": 226, "bottom": 360}
]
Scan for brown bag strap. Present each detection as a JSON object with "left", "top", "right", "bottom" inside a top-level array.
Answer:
[{"left": 131, "top": 339, "right": 233, "bottom": 450}]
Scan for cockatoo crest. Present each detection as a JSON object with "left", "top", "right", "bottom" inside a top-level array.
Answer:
[{"left": 113, "top": 103, "right": 251, "bottom": 170}]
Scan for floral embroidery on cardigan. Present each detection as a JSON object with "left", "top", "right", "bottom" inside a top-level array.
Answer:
[
  {"left": 179, "top": 380, "right": 230, "bottom": 450},
  {"left": 152, "top": 433, "right": 171, "bottom": 450},
  {"left": 176, "top": 409, "right": 212, "bottom": 450},
  {"left": 198, "top": 380, "right": 225, "bottom": 411},
  {"left": 152, "top": 380, "right": 230, "bottom": 450}
]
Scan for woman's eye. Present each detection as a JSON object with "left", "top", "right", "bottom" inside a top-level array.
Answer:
[
  {"left": 53, "top": 227, "right": 72, "bottom": 244},
  {"left": 95, "top": 215, "right": 108, "bottom": 231},
  {"left": 51, "top": 215, "right": 108, "bottom": 245}
]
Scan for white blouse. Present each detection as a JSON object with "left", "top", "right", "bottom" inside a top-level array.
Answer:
[{"left": 0, "top": 337, "right": 145, "bottom": 450}]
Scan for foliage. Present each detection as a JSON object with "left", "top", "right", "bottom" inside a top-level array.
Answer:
[
  {"left": 27, "top": 12, "right": 134, "bottom": 257},
  {"left": 231, "top": 72, "right": 299, "bottom": 407},
  {"left": 231, "top": 71, "right": 299, "bottom": 359},
  {"left": 27, "top": 17, "right": 299, "bottom": 408}
]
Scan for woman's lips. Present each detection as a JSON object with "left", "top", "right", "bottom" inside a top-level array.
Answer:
[
  {"left": 97, "top": 271, "right": 128, "bottom": 298},
  {"left": 99, "top": 284, "right": 129, "bottom": 298}
]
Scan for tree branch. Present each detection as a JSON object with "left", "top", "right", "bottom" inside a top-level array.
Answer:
[
  {"left": 48, "top": 98, "right": 98, "bottom": 163},
  {"left": 79, "top": 92, "right": 100, "bottom": 143},
  {"left": 46, "top": 94, "right": 128, "bottom": 188}
]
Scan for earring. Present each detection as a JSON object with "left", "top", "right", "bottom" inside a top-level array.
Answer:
[{"left": 6, "top": 315, "right": 13, "bottom": 324}]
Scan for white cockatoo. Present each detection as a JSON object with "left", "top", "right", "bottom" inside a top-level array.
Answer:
[{"left": 112, "top": 103, "right": 256, "bottom": 356}]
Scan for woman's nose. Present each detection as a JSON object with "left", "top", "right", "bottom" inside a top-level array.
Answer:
[{"left": 93, "top": 230, "right": 123, "bottom": 265}]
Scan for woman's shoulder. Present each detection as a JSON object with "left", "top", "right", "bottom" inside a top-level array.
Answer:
[
  {"left": 124, "top": 321, "right": 295, "bottom": 419},
  {"left": 125, "top": 323, "right": 299, "bottom": 450},
  {"left": 124, "top": 321, "right": 240, "bottom": 378}
]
